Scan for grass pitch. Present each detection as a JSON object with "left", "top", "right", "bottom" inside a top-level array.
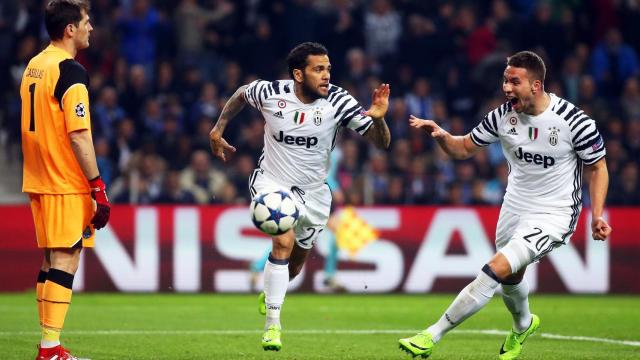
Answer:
[{"left": 1, "top": 293, "right": 639, "bottom": 359}]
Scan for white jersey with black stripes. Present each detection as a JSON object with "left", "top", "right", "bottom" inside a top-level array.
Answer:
[
  {"left": 470, "top": 93, "right": 606, "bottom": 221},
  {"left": 244, "top": 79, "right": 373, "bottom": 188}
]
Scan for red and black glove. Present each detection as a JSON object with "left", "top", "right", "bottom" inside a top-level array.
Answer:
[{"left": 89, "top": 176, "right": 111, "bottom": 229}]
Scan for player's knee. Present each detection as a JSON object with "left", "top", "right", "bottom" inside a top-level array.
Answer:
[
  {"left": 496, "top": 241, "right": 534, "bottom": 276},
  {"left": 272, "top": 235, "right": 294, "bottom": 254},
  {"left": 487, "top": 254, "right": 513, "bottom": 279}
]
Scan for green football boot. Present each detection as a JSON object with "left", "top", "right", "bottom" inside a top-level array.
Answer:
[
  {"left": 398, "top": 330, "right": 434, "bottom": 358},
  {"left": 258, "top": 291, "right": 266, "bottom": 315},
  {"left": 499, "top": 314, "right": 540, "bottom": 360},
  {"left": 261, "top": 324, "right": 282, "bottom": 351}
]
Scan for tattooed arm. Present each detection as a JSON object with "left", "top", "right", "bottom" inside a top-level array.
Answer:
[
  {"left": 364, "top": 117, "right": 391, "bottom": 149},
  {"left": 209, "top": 85, "right": 248, "bottom": 161}
]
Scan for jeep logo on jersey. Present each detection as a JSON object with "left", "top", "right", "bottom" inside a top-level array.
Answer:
[
  {"left": 273, "top": 131, "right": 318, "bottom": 148},
  {"left": 515, "top": 147, "right": 555, "bottom": 168},
  {"left": 293, "top": 111, "right": 305, "bottom": 125}
]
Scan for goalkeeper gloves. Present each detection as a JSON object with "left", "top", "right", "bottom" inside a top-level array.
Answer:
[{"left": 89, "top": 175, "right": 111, "bottom": 229}]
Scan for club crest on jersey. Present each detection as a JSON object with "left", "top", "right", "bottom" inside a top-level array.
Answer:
[
  {"left": 313, "top": 108, "right": 322, "bottom": 126},
  {"left": 75, "top": 103, "right": 86, "bottom": 117},
  {"left": 82, "top": 226, "right": 92, "bottom": 239},
  {"left": 293, "top": 111, "right": 305, "bottom": 125},
  {"left": 548, "top": 126, "right": 559, "bottom": 146},
  {"left": 277, "top": 100, "right": 286, "bottom": 108},
  {"left": 528, "top": 127, "right": 538, "bottom": 140}
]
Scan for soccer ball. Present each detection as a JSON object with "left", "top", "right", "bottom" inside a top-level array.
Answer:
[{"left": 250, "top": 190, "right": 300, "bottom": 235}]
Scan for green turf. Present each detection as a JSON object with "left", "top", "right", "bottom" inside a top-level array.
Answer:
[{"left": 1, "top": 293, "right": 639, "bottom": 359}]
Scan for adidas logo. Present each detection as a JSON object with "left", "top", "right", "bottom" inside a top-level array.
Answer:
[
  {"left": 274, "top": 111, "right": 284, "bottom": 119},
  {"left": 507, "top": 127, "right": 518, "bottom": 135}
]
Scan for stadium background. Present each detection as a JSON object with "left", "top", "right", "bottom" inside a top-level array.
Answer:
[
  {"left": 1, "top": 1, "right": 640, "bottom": 359},
  {"left": 0, "top": 0, "right": 639, "bottom": 293}
]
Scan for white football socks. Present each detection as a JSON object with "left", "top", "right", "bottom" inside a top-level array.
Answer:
[
  {"left": 502, "top": 280, "right": 532, "bottom": 333},
  {"left": 263, "top": 255, "right": 289, "bottom": 329},
  {"left": 427, "top": 266, "right": 499, "bottom": 342}
]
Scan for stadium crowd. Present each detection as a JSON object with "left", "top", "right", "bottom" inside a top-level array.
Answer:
[{"left": 1, "top": 0, "right": 639, "bottom": 206}]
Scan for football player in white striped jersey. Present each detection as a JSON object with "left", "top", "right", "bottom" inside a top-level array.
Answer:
[
  {"left": 399, "top": 51, "right": 612, "bottom": 360},
  {"left": 209, "top": 42, "right": 390, "bottom": 350}
]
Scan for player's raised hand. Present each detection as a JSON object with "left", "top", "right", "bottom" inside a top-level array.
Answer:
[
  {"left": 591, "top": 216, "right": 612, "bottom": 241},
  {"left": 209, "top": 129, "right": 236, "bottom": 162},
  {"left": 409, "top": 115, "right": 449, "bottom": 139},
  {"left": 364, "top": 83, "right": 390, "bottom": 119}
]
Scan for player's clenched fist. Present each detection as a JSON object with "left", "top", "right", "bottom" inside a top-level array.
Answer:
[
  {"left": 409, "top": 115, "right": 449, "bottom": 139},
  {"left": 591, "top": 216, "right": 612, "bottom": 241},
  {"left": 89, "top": 176, "right": 110, "bottom": 229}
]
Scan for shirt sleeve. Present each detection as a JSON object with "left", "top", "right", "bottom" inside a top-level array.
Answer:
[
  {"left": 328, "top": 85, "right": 372, "bottom": 135},
  {"left": 569, "top": 114, "right": 606, "bottom": 165},
  {"left": 244, "top": 79, "right": 272, "bottom": 111},
  {"left": 470, "top": 104, "right": 505, "bottom": 147},
  {"left": 54, "top": 59, "right": 91, "bottom": 133}
]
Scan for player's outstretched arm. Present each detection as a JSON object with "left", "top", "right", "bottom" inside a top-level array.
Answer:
[
  {"left": 209, "top": 85, "right": 248, "bottom": 162},
  {"left": 70, "top": 129, "right": 110, "bottom": 229},
  {"left": 408, "top": 115, "right": 481, "bottom": 160},
  {"left": 363, "top": 83, "right": 391, "bottom": 149},
  {"left": 585, "top": 158, "right": 612, "bottom": 241}
]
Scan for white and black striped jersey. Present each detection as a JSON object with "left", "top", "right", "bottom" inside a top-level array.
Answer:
[
  {"left": 470, "top": 93, "right": 606, "bottom": 219},
  {"left": 244, "top": 79, "right": 373, "bottom": 188}
]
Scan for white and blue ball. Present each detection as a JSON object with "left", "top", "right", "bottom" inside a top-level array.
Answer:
[{"left": 250, "top": 190, "right": 300, "bottom": 235}]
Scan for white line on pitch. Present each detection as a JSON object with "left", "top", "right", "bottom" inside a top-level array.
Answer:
[{"left": 0, "top": 329, "right": 638, "bottom": 347}]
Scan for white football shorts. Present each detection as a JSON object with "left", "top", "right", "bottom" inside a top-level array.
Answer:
[
  {"left": 249, "top": 168, "right": 331, "bottom": 249},
  {"left": 495, "top": 207, "right": 578, "bottom": 274}
]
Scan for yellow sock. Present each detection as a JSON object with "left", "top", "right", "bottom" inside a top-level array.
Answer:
[
  {"left": 41, "top": 268, "right": 74, "bottom": 347},
  {"left": 41, "top": 326, "right": 61, "bottom": 346},
  {"left": 36, "top": 270, "right": 47, "bottom": 326}
]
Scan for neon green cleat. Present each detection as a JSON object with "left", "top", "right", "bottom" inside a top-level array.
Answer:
[
  {"left": 258, "top": 292, "right": 266, "bottom": 315},
  {"left": 261, "top": 324, "right": 282, "bottom": 351},
  {"left": 499, "top": 314, "right": 540, "bottom": 360},
  {"left": 398, "top": 330, "right": 434, "bottom": 358}
]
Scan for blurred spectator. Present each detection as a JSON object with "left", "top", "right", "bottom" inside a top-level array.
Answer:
[
  {"left": 119, "top": 64, "right": 150, "bottom": 121},
  {"left": 155, "top": 170, "right": 196, "bottom": 204},
  {"left": 561, "top": 56, "right": 582, "bottom": 103},
  {"left": 406, "top": 155, "right": 436, "bottom": 204},
  {"left": 364, "top": 0, "right": 401, "bottom": 63},
  {"left": 405, "top": 78, "right": 435, "bottom": 120},
  {"left": 483, "top": 161, "right": 508, "bottom": 204},
  {"left": 93, "top": 86, "right": 126, "bottom": 140},
  {"left": 180, "top": 150, "right": 229, "bottom": 204},
  {"left": 189, "top": 82, "right": 219, "bottom": 133},
  {"left": 117, "top": 0, "right": 160, "bottom": 75},
  {"left": 523, "top": 2, "right": 567, "bottom": 69},
  {"left": 141, "top": 98, "right": 164, "bottom": 136},
  {"left": 620, "top": 77, "right": 640, "bottom": 120},
  {"left": 608, "top": 162, "right": 640, "bottom": 205},
  {"left": 110, "top": 118, "right": 137, "bottom": 174},
  {"left": 577, "top": 75, "right": 609, "bottom": 122},
  {"left": 590, "top": 28, "right": 639, "bottom": 97},
  {"left": 95, "top": 138, "right": 114, "bottom": 188}
]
